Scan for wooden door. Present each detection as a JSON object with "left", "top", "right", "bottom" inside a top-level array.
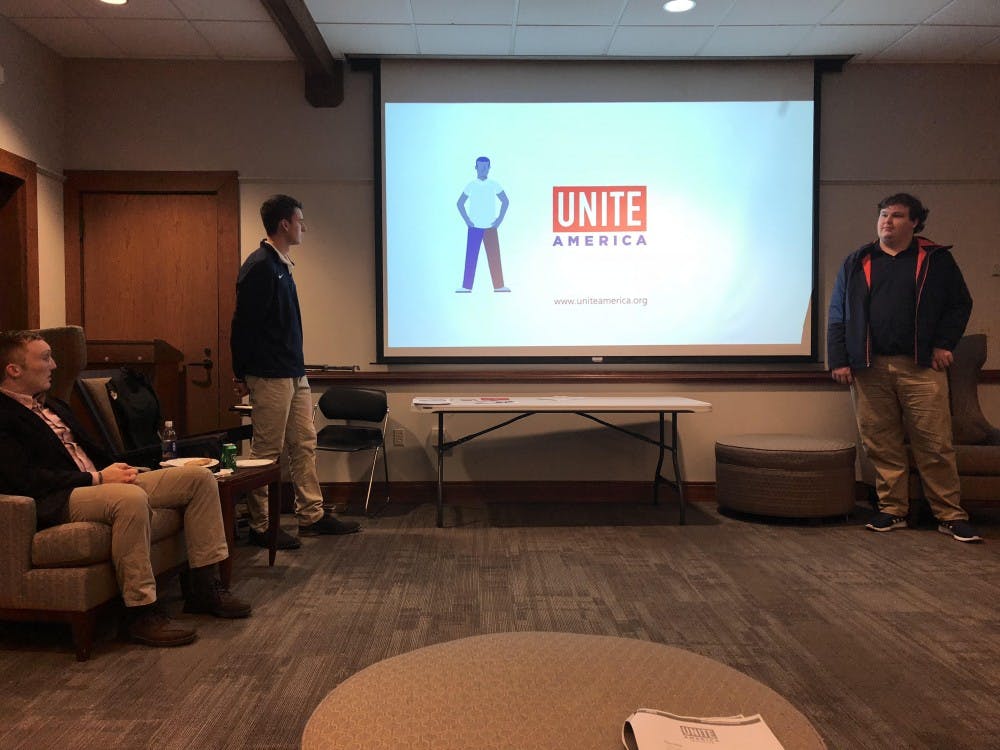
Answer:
[
  {"left": 64, "top": 172, "right": 239, "bottom": 435},
  {"left": 0, "top": 147, "right": 39, "bottom": 330}
]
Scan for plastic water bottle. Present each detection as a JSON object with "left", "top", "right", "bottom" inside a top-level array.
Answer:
[{"left": 161, "top": 420, "right": 178, "bottom": 461}]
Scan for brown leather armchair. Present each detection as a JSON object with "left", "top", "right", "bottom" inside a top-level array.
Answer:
[
  {"left": 937, "top": 333, "right": 1000, "bottom": 503},
  {"left": 0, "top": 326, "right": 188, "bottom": 660}
]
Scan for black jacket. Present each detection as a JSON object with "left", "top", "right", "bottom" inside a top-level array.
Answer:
[
  {"left": 827, "top": 236, "right": 972, "bottom": 370},
  {"left": 0, "top": 392, "right": 112, "bottom": 529},
  {"left": 231, "top": 241, "right": 306, "bottom": 380}
]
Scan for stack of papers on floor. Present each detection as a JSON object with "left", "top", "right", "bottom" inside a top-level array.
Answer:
[{"left": 623, "top": 708, "right": 785, "bottom": 750}]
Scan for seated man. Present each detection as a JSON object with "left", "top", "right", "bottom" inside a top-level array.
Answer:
[{"left": 0, "top": 330, "right": 252, "bottom": 648}]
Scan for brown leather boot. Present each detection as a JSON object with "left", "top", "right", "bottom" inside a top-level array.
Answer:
[
  {"left": 184, "top": 564, "right": 252, "bottom": 619},
  {"left": 128, "top": 605, "right": 197, "bottom": 647}
]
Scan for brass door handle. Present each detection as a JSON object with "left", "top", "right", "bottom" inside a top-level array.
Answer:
[
  {"left": 186, "top": 348, "right": 213, "bottom": 387},
  {"left": 186, "top": 357, "right": 213, "bottom": 371}
]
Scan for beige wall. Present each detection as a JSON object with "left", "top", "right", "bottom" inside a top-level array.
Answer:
[
  {"left": 0, "top": 18, "right": 65, "bottom": 328},
  {"left": 0, "top": 18, "right": 63, "bottom": 170},
  {"left": 64, "top": 60, "right": 372, "bottom": 180},
  {"left": 9, "top": 49, "right": 1000, "bottom": 483},
  {"left": 34, "top": 173, "right": 65, "bottom": 327}
]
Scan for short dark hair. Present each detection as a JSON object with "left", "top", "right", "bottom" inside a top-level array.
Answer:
[
  {"left": 260, "top": 194, "right": 303, "bottom": 236},
  {"left": 878, "top": 193, "right": 929, "bottom": 233},
  {"left": 0, "top": 330, "right": 42, "bottom": 383},
  {"left": 476, "top": 156, "right": 490, "bottom": 165}
]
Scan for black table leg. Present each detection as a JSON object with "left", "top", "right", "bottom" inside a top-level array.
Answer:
[
  {"left": 672, "top": 415, "right": 686, "bottom": 525},
  {"left": 653, "top": 412, "right": 665, "bottom": 506},
  {"left": 436, "top": 411, "right": 445, "bottom": 528}
]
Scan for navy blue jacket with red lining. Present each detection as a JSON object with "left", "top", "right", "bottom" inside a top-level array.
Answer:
[{"left": 827, "top": 236, "right": 972, "bottom": 371}]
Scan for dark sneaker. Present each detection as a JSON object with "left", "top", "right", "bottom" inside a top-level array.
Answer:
[
  {"left": 249, "top": 527, "right": 301, "bottom": 550},
  {"left": 299, "top": 512, "right": 361, "bottom": 536},
  {"left": 129, "top": 608, "right": 197, "bottom": 647},
  {"left": 184, "top": 579, "right": 252, "bottom": 619},
  {"left": 865, "top": 512, "right": 907, "bottom": 532},
  {"left": 938, "top": 520, "right": 983, "bottom": 543}
]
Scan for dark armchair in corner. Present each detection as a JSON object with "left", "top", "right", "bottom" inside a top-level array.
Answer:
[{"left": 937, "top": 333, "right": 1000, "bottom": 503}]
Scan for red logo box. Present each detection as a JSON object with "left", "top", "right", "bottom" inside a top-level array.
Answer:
[{"left": 552, "top": 186, "right": 647, "bottom": 232}]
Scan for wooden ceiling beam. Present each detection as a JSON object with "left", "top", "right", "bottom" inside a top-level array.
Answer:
[{"left": 260, "top": 0, "right": 343, "bottom": 107}]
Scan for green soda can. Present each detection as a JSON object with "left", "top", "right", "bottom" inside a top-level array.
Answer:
[{"left": 222, "top": 443, "right": 238, "bottom": 471}]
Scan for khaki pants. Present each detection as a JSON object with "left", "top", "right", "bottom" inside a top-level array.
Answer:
[
  {"left": 68, "top": 466, "right": 229, "bottom": 607},
  {"left": 851, "top": 356, "right": 967, "bottom": 522},
  {"left": 245, "top": 375, "right": 324, "bottom": 531}
]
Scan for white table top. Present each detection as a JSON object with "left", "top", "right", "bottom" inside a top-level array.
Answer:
[{"left": 411, "top": 395, "right": 712, "bottom": 413}]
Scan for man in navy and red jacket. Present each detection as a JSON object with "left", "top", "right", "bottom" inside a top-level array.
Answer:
[{"left": 827, "top": 192, "right": 980, "bottom": 542}]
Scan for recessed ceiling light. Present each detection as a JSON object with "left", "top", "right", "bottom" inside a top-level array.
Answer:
[
  {"left": 663, "top": 0, "right": 695, "bottom": 12},
  {"left": 100, "top": 0, "right": 128, "bottom": 6}
]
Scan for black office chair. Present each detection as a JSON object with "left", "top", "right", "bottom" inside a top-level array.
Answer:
[{"left": 315, "top": 387, "right": 390, "bottom": 515}]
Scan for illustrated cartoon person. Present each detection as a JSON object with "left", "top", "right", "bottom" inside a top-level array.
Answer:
[{"left": 456, "top": 156, "right": 510, "bottom": 292}]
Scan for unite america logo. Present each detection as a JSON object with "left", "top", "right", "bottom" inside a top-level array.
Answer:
[{"left": 551, "top": 185, "right": 648, "bottom": 246}]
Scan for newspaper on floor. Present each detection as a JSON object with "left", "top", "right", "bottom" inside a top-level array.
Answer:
[{"left": 623, "top": 708, "right": 785, "bottom": 750}]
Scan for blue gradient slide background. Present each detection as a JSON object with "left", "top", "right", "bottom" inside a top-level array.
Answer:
[{"left": 383, "top": 100, "right": 813, "bottom": 356}]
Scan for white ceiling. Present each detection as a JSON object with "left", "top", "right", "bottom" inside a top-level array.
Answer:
[{"left": 1, "top": 0, "right": 999, "bottom": 63}]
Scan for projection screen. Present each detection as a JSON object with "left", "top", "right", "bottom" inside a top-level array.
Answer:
[{"left": 377, "top": 59, "right": 818, "bottom": 364}]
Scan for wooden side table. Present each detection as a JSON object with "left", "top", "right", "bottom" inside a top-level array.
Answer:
[{"left": 215, "top": 462, "right": 282, "bottom": 587}]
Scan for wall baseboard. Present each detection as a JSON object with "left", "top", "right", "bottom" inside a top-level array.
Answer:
[
  {"left": 314, "top": 480, "right": 717, "bottom": 509},
  {"left": 280, "top": 480, "right": 874, "bottom": 513}
]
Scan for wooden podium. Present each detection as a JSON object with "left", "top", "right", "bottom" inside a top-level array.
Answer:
[{"left": 85, "top": 339, "right": 186, "bottom": 433}]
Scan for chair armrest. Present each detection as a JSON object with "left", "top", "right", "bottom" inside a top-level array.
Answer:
[
  {"left": 120, "top": 445, "right": 162, "bottom": 468},
  {"left": 0, "top": 494, "right": 37, "bottom": 603}
]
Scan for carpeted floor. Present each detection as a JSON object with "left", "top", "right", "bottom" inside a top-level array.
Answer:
[{"left": 1, "top": 498, "right": 998, "bottom": 749}]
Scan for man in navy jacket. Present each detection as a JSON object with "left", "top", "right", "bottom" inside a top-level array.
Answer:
[
  {"left": 827, "top": 193, "right": 979, "bottom": 542},
  {"left": 231, "top": 195, "right": 360, "bottom": 549}
]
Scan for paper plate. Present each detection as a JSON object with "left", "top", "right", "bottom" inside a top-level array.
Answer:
[
  {"left": 235, "top": 458, "right": 275, "bottom": 468},
  {"left": 160, "top": 457, "right": 219, "bottom": 469}
]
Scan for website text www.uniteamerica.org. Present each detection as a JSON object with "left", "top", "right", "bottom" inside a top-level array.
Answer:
[{"left": 553, "top": 296, "right": 648, "bottom": 307}]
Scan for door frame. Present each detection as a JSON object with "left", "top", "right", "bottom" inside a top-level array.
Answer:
[
  {"left": 0, "top": 146, "right": 39, "bottom": 329},
  {"left": 63, "top": 170, "right": 240, "bottom": 427}
]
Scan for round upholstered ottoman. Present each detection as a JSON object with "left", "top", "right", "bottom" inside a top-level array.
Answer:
[
  {"left": 302, "top": 631, "right": 826, "bottom": 749},
  {"left": 716, "top": 434, "right": 856, "bottom": 518}
]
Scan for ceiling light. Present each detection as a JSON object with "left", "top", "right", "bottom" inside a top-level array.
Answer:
[
  {"left": 100, "top": 0, "right": 128, "bottom": 6},
  {"left": 663, "top": 0, "right": 695, "bottom": 12}
]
